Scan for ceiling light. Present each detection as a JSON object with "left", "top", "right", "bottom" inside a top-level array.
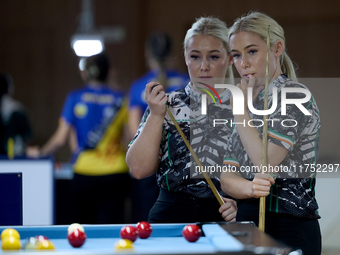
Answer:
[
  {"left": 71, "top": 34, "right": 104, "bottom": 57},
  {"left": 71, "top": 0, "right": 103, "bottom": 57}
]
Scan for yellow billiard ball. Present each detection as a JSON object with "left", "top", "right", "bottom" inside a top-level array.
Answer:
[
  {"left": 1, "top": 236, "right": 21, "bottom": 250},
  {"left": 114, "top": 239, "right": 134, "bottom": 251},
  {"left": 36, "top": 240, "right": 55, "bottom": 250},
  {"left": 1, "top": 228, "right": 20, "bottom": 240}
]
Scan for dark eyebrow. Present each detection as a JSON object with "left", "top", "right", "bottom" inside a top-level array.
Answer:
[
  {"left": 244, "top": 44, "right": 259, "bottom": 49},
  {"left": 231, "top": 44, "right": 259, "bottom": 52},
  {"left": 189, "top": 49, "right": 221, "bottom": 53},
  {"left": 209, "top": 50, "right": 221, "bottom": 53}
]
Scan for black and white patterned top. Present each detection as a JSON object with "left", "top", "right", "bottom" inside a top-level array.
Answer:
[
  {"left": 129, "top": 83, "right": 234, "bottom": 199},
  {"left": 223, "top": 74, "right": 321, "bottom": 219}
]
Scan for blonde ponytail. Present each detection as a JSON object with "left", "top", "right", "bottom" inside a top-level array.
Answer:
[{"left": 281, "top": 51, "right": 297, "bottom": 81}]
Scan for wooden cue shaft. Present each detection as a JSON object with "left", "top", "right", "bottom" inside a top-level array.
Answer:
[
  {"left": 259, "top": 25, "right": 271, "bottom": 232},
  {"left": 165, "top": 105, "right": 225, "bottom": 206}
]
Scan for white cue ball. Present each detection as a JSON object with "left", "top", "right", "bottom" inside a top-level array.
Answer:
[{"left": 68, "top": 223, "right": 85, "bottom": 234}]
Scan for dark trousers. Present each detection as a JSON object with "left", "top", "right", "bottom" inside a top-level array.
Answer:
[
  {"left": 130, "top": 173, "right": 159, "bottom": 222},
  {"left": 148, "top": 188, "right": 224, "bottom": 223},
  {"left": 237, "top": 200, "right": 322, "bottom": 255},
  {"left": 70, "top": 173, "right": 131, "bottom": 224}
]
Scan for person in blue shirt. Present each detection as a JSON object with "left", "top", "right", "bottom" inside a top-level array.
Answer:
[
  {"left": 27, "top": 52, "right": 130, "bottom": 224},
  {"left": 128, "top": 32, "right": 189, "bottom": 222}
]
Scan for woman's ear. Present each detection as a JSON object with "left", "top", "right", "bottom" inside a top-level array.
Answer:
[
  {"left": 184, "top": 53, "right": 190, "bottom": 67},
  {"left": 228, "top": 54, "right": 234, "bottom": 66},
  {"left": 274, "top": 41, "right": 284, "bottom": 58}
]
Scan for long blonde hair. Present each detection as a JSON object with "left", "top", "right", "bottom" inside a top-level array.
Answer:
[
  {"left": 228, "top": 12, "right": 297, "bottom": 81},
  {"left": 184, "top": 17, "right": 234, "bottom": 81}
]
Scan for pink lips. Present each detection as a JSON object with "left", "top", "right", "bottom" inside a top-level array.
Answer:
[{"left": 243, "top": 73, "right": 255, "bottom": 78}]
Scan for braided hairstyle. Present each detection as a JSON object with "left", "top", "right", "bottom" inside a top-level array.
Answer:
[
  {"left": 145, "top": 32, "right": 173, "bottom": 88},
  {"left": 85, "top": 52, "right": 110, "bottom": 82}
]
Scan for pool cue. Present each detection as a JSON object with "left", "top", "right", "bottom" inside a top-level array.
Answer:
[
  {"left": 165, "top": 105, "right": 225, "bottom": 206},
  {"left": 259, "top": 25, "right": 271, "bottom": 232},
  {"left": 150, "top": 83, "right": 224, "bottom": 205}
]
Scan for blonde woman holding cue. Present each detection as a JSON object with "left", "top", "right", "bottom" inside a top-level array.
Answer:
[
  {"left": 221, "top": 12, "right": 321, "bottom": 255},
  {"left": 127, "top": 17, "right": 237, "bottom": 223}
]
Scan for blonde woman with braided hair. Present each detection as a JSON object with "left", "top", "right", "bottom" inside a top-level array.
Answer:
[
  {"left": 127, "top": 17, "right": 237, "bottom": 223},
  {"left": 221, "top": 12, "right": 321, "bottom": 254}
]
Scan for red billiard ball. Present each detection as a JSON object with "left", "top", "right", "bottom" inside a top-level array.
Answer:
[
  {"left": 182, "top": 224, "right": 201, "bottom": 242},
  {"left": 136, "top": 221, "right": 152, "bottom": 239},
  {"left": 120, "top": 226, "right": 138, "bottom": 242},
  {"left": 67, "top": 229, "right": 87, "bottom": 248}
]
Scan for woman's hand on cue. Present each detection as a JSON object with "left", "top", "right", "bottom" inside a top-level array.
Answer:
[
  {"left": 251, "top": 173, "right": 275, "bottom": 198},
  {"left": 145, "top": 82, "right": 168, "bottom": 118},
  {"left": 219, "top": 197, "right": 237, "bottom": 222}
]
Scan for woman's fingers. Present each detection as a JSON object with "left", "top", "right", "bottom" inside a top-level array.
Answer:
[
  {"left": 252, "top": 173, "right": 275, "bottom": 198},
  {"left": 219, "top": 198, "right": 237, "bottom": 222},
  {"left": 144, "top": 82, "right": 167, "bottom": 117}
]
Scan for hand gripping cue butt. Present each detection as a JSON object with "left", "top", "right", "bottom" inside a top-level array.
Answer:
[{"left": 259, "top": 25, "right": 271, "bottom": 232}]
